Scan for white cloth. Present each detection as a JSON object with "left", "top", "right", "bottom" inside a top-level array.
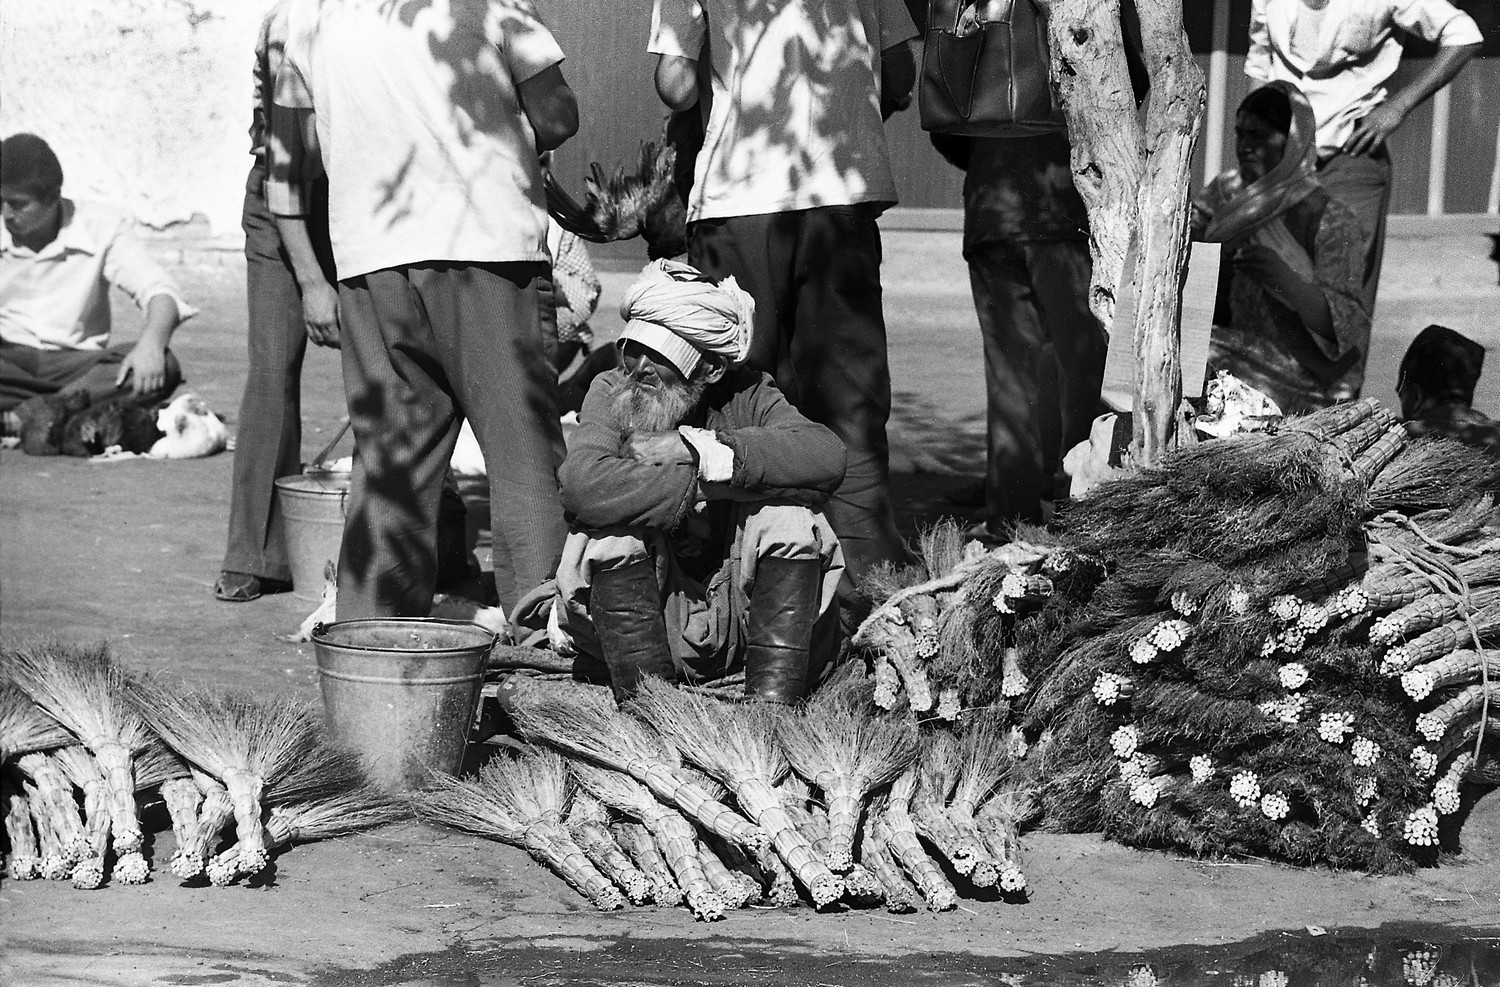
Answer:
[
  {"left": 677, "top": 425, "right": 734, "bottom": 481},
  {"left": 274, "top": 0, "right": 566, "bottom": 278},
  {"left": 0, "top": 199, "right": 196, "bottom": 352},
  {"left": 1247, "top": 0, "right": 1483, "bottom": 154},
  {"left": 648, "top": 0, "right": 916, "bottom": 222}
]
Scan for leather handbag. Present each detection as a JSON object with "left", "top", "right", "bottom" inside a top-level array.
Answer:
[{"left": 918, "top": 0, "right": 1065, "bottom": 137}]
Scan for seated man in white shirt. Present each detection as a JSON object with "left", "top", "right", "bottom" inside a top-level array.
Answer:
[{"left": 1, "top": 133, "right": 194, "bottom": 434}]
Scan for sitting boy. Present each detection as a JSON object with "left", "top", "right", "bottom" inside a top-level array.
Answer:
[{"left": 1, "top": 133, "right": 194, "bottom": 436}]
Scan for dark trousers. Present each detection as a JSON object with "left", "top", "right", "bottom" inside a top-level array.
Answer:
[
  {"left": 0, "top": 342, "right": 181, "bottom": 413},
  {"left": 1318, "top": 144, "right": 1390, "bottom": 316},
  {"left": 336, "top": 261, "right": 566, "bottom": 619},
  {"left": 688, "top": 206, "right": 906, "bottom": 578},
  {"left": 967, "top": 237, "right": 1104, "bottom": 530},
  {"left": 219, "top": 171, "right": 332, "bottom": 581}
]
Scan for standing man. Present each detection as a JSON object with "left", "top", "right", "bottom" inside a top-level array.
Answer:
[
  {"left": 1247, "top": 0, "right": 1482, "bottom": 314},
  {"left": 648, "top": 0, "right": 919, "bottom": 587},
  {"left": 271, "top": 0, "right": 578, "bottom": 619},
  {"left": 215, "top": 0, "right": 338, "bottom": 604}
]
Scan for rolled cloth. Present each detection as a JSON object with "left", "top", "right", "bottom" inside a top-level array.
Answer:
[{"left": 616, "top": 259, "right": 756, "bottom": 379}]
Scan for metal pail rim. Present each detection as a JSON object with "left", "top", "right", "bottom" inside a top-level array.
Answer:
[{"left": 311, "top": 616, "right": 497, "bottom": 655}]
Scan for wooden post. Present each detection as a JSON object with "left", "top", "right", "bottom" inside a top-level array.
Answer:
[{"left": 1038, "top": 0, "right": 1205, "bottom": 465}]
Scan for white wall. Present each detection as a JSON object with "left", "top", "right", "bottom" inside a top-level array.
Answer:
[{"left": 0, "top": 0, "right": 272, "bottom": 236}]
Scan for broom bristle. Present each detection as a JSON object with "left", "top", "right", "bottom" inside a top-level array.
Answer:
[
  {"left": 271, "top": 788, "right": 404, "bottom": 843},
  {"left": 133, "top": 739, "right": 190, "bottom": 790},
  {"left": 510, "top": 678, "right": 678, "bottom": 769},
  {"left": 777, "top": 701, "right": 918, "bottom": 795},
  {"left": 2, "top": 641, "right": 149, "bottom": 752},
  {"left": 0, "top": 683, "right": 76, "bottom": 760},
  {"left": 413, "top": 762, "right": 527, "bottom": 843},
  {"left": 485, "top": 748, "right": 574, "bottom": 828},
  {"left": 569, "top": 761, "right": 660, "bottom": 819},
  {"left": 949, "top": 713, "right": 1016, "bottom": 810},
  {"left": 629, "top": 677, "right": 787, "bottom": 784},
  {"left": 127, "top": 684, "right": 320, "bottom": 787},
  {"left": 264, "top": 739, "right": 369, "bottom": 806}
]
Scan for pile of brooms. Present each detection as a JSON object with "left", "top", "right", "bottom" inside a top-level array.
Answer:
[
  {"left": 415, "top": 674, "right": 1033, "bottom": 917},
  {"left": 1, "top": 641, "right": 399, "bottom": 889},
  {"left": 855, "top": 398, "right": 1500, "bottom": 872}
]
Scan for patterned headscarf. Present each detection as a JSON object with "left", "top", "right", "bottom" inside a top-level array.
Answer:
[{"left": 616, "top": 259, "right": 756, "bottom": 379}]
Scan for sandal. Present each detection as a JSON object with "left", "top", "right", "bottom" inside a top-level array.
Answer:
[{"left": 214, "top": 571, "right": 290, "bottom": 602}]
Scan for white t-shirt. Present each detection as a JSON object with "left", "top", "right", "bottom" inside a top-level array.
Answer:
[
  {"left": 649, "top": 0, "right": 917, "bottom": 223},
  {"left": 1247, "top": 0, "right": 1483, "bottom": 154},
  {"left": 276, "top": 0, "right": 566, "bottom": 278}
]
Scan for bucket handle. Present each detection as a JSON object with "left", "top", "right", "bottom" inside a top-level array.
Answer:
[{"left": 308, "top": 418, "right": 353, "bottom": 472}]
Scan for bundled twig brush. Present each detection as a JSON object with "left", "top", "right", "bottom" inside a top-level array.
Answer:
[
  {"left": 507, "top": 678, "right": 765, "bottom": 852},
  {"left": 945, "top": 715, "right": 1019, "bottom": 889},
  {"left": 23, "top": 777, "right": 71, "bottom": 880},
  {"left": 51, "top": 745, "right": 109, "bottom": 889},
  {"left": 629, "top": 679, "right": 845, "bottom": 907},
  {"left": 612, "top": 821, "right": 684, "bottom": 907},
  {"left": 912, "top": 732, "right": 982, "bottom": 877},
  {"left": 3, "top": 643, "right": 152, "bottom": 862},
  {"left": 174, "top": 770, "right": 237, "bottom": 880},
  {"left": 776, "top": 691, "right": 917, "bottom": 873},
  {"left": 859, "top": 824, "right": 919, "bottom": 913},
  {"left": 0, "top": 682, "right": 75, "bottom": 762},
  {"left": 206, "top": 788, "right": 402, "bottom": 886},
  {"left": 127, "top": 686, "right": 321, "bottom": 877},
  {"left": 417, "top": 754, "right": 625, "bottom": 912},
  {"left": 3, "top": 771, "right": 41, "bottom": 880},
  {"left": 570, "top": 761, "right": 724, "bottom": 920},
  {"left": 874, "top": 770, "right": 958, "bottom": 912},
  {"left": 567, "top": 792, "right": 652, "bottom": 905},
  {"left": 11, "top": 751, "right": 87, "bottom": 867}
]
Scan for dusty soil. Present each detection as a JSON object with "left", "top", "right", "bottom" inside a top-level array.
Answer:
[{"left": 3, "top": 221, "right": 1500, "bottom": 986}]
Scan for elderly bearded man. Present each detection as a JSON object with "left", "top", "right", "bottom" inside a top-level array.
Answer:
[{"left": 554, "top": 261, "right": 848, "bottom": 704}]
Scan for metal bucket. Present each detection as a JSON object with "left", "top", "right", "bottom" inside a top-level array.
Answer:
[
  {"left": 311, "top": 617, "right": 494, "bottom": 792},
  {"left": 274, "top": 470, "right": 348, "bottom": 601}
]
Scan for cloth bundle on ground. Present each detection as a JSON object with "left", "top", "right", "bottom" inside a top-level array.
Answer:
[{"left": 15, "top": 390, "right": 226, "bottom": 459}]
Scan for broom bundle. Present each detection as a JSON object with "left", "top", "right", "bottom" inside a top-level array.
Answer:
[
  {"left": 206, "top": 786, "right": 402, "bottom": 886},
  {"left": 506, "top": 677, "right": 764, "bottom": 852},
  {"left": 11, "top": 750, "right": 88, "bottom": 867},
  {"left": 50, "top": 745, "right": 110, "bottom": 889},
  {"left": 875, "top": 769, "right": 958, "bottom": 911},
  {"left": 2, "top": 642, "right": 152, "bottom": 861},
  {"left": 569, "top": 760, "right": 723, "bottom": 920},
  {"left": 0, "top": 682, "right": 75, "bottom": 763},
  {"left": 612, "top": 820, "right": 684, "bottom": 906},
  {"left": 566, "top": 792, "right": 652, "bottom": 905},
  {"left": 775, "top": 690, "right": 918, "bottom": 872},
  {"left": 1367, "top": 437, "right": 1500, "bottom": 512},
  {"left": 628, "top": 678, "right": 844, "bottom": 907},
  {"left": 3, "top": 770, "right": 41, "bottom": 880},
  {"left": 416, "top": 752, "right": 626, "bottom": 912},
  {"left": 22, "top": 776, "right": 73, "bottom": 880},
  {"left": 126, "top": 685, "right": 321, "bottom": 878}
]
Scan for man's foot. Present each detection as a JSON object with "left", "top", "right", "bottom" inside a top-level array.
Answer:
[{"left": 214, "top": 571, "right": 292, "bottom": 603}]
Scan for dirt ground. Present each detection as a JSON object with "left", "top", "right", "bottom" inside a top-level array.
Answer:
[{"left": 3, "top": 219, "right": 1500, "bottom": 986}]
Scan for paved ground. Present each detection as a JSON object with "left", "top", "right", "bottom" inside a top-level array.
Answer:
[{"left": 2, "top": 217, "right": 1499, "bottom": 986}]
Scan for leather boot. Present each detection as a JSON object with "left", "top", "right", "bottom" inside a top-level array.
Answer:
[
  {"left": 743, "top": 556, "right": 822, "bottom": 704},
  {"left": 588, "top": 557, "right": 675, "bottom": 702}
]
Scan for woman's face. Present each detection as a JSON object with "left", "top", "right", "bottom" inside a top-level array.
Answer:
[{"left": 1235, "top": 110, "right": 1288, "bottom": 183}]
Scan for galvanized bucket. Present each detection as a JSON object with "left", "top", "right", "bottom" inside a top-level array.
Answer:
[
  {"left": 274, "top": 470, "right": 348, "bottom": 601},
  {"left": 311, "top": 617, "right": 494, "bottom": 792}
]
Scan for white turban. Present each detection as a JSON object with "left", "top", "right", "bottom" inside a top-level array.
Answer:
[{"left": 615, "top": 259, "right": 756, "bottom": 379}]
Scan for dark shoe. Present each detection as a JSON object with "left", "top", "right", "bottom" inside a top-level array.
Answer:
[
  {"left": 743, "top": 556, "right": 823, "bottom": 705},
  {"left": 214, "top": 571, "right": 291, "bottom": 603},
  {"left": 588, "top": 556, "right": 676, "bottom": 702}
]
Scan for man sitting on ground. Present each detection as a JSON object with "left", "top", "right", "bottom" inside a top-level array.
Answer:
[
  {"left": 553, "top": 260, "right": 848, "bottom": 704},
  {"left": 1, "top": 133, "right": 194, "bottom": 435},
  {"left": 1398, "top": 323, "right": 1500, "bottom": 455}
]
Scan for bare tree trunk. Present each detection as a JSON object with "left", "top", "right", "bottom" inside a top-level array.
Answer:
[
  {"left": 1039, "top": 0, "right": 1204, "bottom": 465},
  {"left": 1038, "top": 0, "right": 1142, "bottom": 329},
  {"left": 1129, "top": 0, "right": 1206, "bottom": 463}
]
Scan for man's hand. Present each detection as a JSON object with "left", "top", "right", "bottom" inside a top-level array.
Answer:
[
  {"left": 625, "top": 430, "right": 694, "bottom": 466},
  {"left": 1342, "top": 101, "right": 1406, "bottom": 157},
  {"left": 302, "top": 281, "right": 340, "bottom": 348},
  {"left": 117, "top": 340, "right": 169, "bottom": 396}
]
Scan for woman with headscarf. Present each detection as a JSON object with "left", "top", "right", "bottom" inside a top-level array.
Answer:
[{"left": 1194, "top": 81, "right": 1371, "bottom": 415}]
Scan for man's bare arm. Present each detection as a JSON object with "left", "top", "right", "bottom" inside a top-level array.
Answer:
[
  {"left": 517, "top": 64, "right": 580, "bottom": 152},
  {"left": 655, "top": 54, "right": 699, "bottom": 111}
]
